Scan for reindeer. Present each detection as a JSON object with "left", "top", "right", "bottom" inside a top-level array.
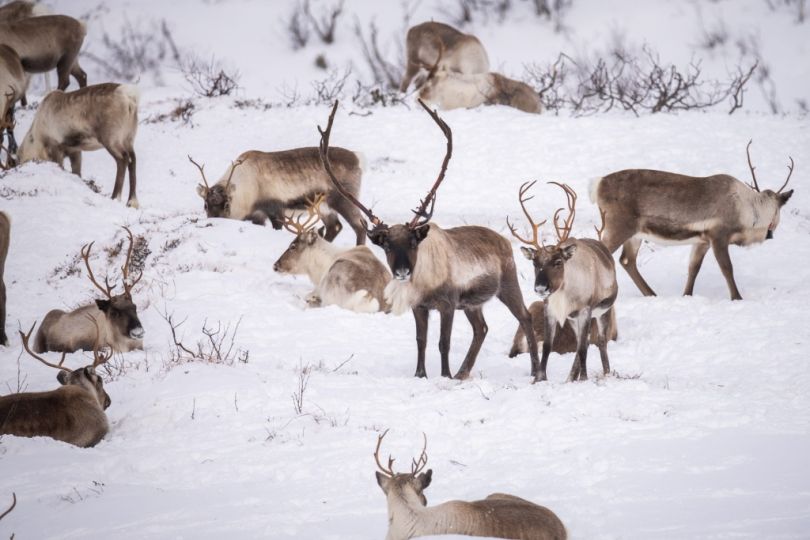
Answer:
[
  {"left": 509, "top": 299, "right": 617, "bottom": 358},
  {"left": 0, "top": 321, "right": 112, "bottom": 448},
  {"left": 191, "top": 146, "right": 367, "bottom": 245},
  {"left": 0, "top": 14, "right": 87, "bottom": 91},
  {"left": 374, "top": 431, "right": 567, "bottom": 540},
  {"left": 34, "top": 227, "right": 144, "bottom": 353},
  {"left": 273, "top": 194, "right": 391, "bottom": 313},
  {"left": 18, "top": 83, "right": 140, "bottom": 207},
  {"left": 318, "top": 100, "right": 540, "bottom": 379},
  {"left": 0, "top": 212, "right": 8, "bottom": 346},
  {"left": 419, "top": 70, "right": 542, "bottom": 113},
  {"left": 591, "top": 141, "right": 795, "bottom": 300},
  {"left": 510, "top": 181, "right": 618, "bottom": 382},
  {"left": 0, "top": 44, "right": 28, "bottom": 162},
  {"left": 400, "top": 21, "right": 490, "bottom": 92},
  {"left": 0, "top": 1, "right": 49, "bottom": 22}
]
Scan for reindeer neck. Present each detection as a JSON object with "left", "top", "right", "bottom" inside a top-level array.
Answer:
[{"left": 303, "top": 240, "right": 342, "bottom": 285}]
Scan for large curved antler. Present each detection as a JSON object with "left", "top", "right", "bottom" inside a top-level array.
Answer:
[
  {"left": 374, "top": 429, "right": 396, "bottom": 478},
  {"left": 88, "top": 316, "right": 113, "bottom": 369},
  {"left": 282, "top": 194, "right": 325, "bottom": 236},
  {"left": 410, "top": 432, "right": 429, "bottom": 475},
  {"left": 121, "top": 227, "right": 143, "bottom": 298},
  {"left": 776, "top": 156, "right": 795, "bottom": 194},
  {"left": 80, "top": 242, "right": 115, "bottom": 300},
  {"left": 507, "top": 180, "right": 546, "bottom": 249},
  {"left": 19, "top": 322, "right": 70, "bottom": 372},
  {"left": 745, "top": 139, "right": 761, "bottom": 192},
  {"left": 408, "top": 99, "right": 452, "bottom": 229},
  {"left": 188, "top": 155, "right": 210, "bottom": 190},
  {"left": 549, "top": 181, "right": 577, "bottom": 245}
]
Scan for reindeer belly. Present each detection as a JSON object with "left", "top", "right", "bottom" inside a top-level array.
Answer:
[
  {"left": 636, "top": 218, "right": 712, "bottom": 246},
  {"left": 62, "top": 131, "right": 102, "bottom": 152}
]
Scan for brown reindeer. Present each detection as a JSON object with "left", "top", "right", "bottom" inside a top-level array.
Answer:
[
  {"left": 18, "top": 83, "right": 140, "bottom": 207},
  {"left": 35, "top": 227, "right": 145, "bottom": 353},
  {"left": 0, "top": 212, "right": 8, "bottom": 346},
  {"left": 374, "top": 431, "right": 567, "bottom": 540},
  {"left": 419, "top": 70, "right": 542, "bottom": 113},
  {"left": 273, "top": 194, "right": 391, "bottom": 312},
  {"left": 318, "top": 100, "right": 540, "bottom": 379},
  {"left": 0, "top": 321, "right": 112, "bottom": 448},
  {"left": 0, "top": 1, "right": 49, "bottom": 22},
  {"left": 191, "top": 146, "right": 367, "bottom": 245},
  {"left": 0, "top": 14, "right": 86, "bottom": 91},
  {"left": 510, "top": 181, "right": 618, "bottom": 382},
  {"left": 400, "top": 21, "right": 490, "bottom": 92},
  {"left": 0, "top": 44, "right": 28, "bottom": 162},
  {"left": 591, "top": 141, "right": 795, "bottom": 300}
]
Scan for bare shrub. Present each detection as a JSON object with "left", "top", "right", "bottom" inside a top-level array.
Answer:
[
  {"left": 291, "top": 362, "right": 311, "bottom": 415},
  {"left": 523, "top": 53, "right": 570, "bottom": 113},
  {"left": 312, "top": 68, "right": 351, "bottom": 103},
  {"left": 766, "top": 0, "right": 807, "bottom": 23},
  {"left": 286, "top": 1, "right": 311, "bottom": 50},
  {"left": 354, "top": 18, "right": 402, "bottom": 90},
  {"left": 233, "top": 98, "right": 274, "bottom": 111},
  {"left": 161, "top": 309, "right": 249, "bottom": 370},
  {"left": 145, "top": 99, "right": 196, "bottom": 125},
  {"left": 735, "top": 34, "right": 780, "bottom": 113},
  {"left": 526, "top": 0, "right": 572, "bottom": 31},
  {"left": 306, "top": 0, "right": 345, "bottom": 44},
  {"left": 697, "top": 18, "right": 729, "bottom": 51},
  {"left": 182, "top": 55, "right": 240, "bottom": 98},
  {"left": 351, "top": 81, "right": 408, "bottom": 108}
]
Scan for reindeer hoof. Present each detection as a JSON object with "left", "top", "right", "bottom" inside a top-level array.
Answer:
[
  {"left": 126, "top": 198, "right": 140, "bottom": 209},
  {"left": 532, "top": 373, "right": 547, "bottom": 384},
  {"left": 414, "top": 369, "right": 427, "bottom": 378},
  {"left": 454, "top": 370, "right": 470, "bottom": 380},
  {"left": 305, "top": 294, "right": 322, "bottom": 307}
]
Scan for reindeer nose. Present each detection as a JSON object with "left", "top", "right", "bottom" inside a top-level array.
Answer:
[
  {"left": 130, "top": 327, "right": 144, "bottom": 339},
  {"left": 394, "top": 268, "right": 411, "bottom": 281},
  {"left": 273, "top": 262, "right": 280, "bottom": 272}
]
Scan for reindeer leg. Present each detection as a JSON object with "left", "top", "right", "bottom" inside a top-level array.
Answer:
[
  {"left": 537, "top": 311, "right": 558, "bottom": 383},
  {"left": 110, "top": 153, "right": 126, "bottom": 201},
  {"left": 711, "top": 238, "right": 743, "bottom": 300},
  {"left": 438, "top": 306, "right": 455, "bottom": 378},
  {"left": 683, "top": 241, "right": 709, "bottom": 296},
  {"left": 595, "top": 309, "right": 612, "bottom": 375},
  {"left": 319, "top": 211, "right": 342, "bottom": 242},
  {"left": 620, "top": 237, "right": 657, "bottom": 297},
  {"left": 497, "top": 273, "right": 541, "bottom": 379},
  {"left": 568, "top": 311, "right": 591, "bottom": 382},
  {"left": 454, "top": 307, "right": 488, "bottom": 380},
  {"left": 399, "top": 63, "right": 421, "bottom": 93},
  {"left": 330, "top": 194, "right": 366, "bottom": 245},
  {"left": 125, "top": 150, "right": 138, "bottom": 208},
  {"left": 70, "top": 60, "right": 88, "bottom": 88},
  {"left": 413, "top": 307, "right": 429, "bottom": 378},
  {"left": 68, "top": 151, "right": 82, "bottom": 176}
]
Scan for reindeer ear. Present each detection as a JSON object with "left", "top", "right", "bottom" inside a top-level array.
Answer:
[
  {"left": 57, "top": 371, "right": 69, "bottom": 385},
  {"left": 368, "top": 228, "right": 387, "bottom": 247},
  {"left": 417, "top": 469, "right": 432, "bottom": 490},
  {"left": 375, "top": 472, "right": 390, "bottom": 494},
  {"left": 561, "top": 244, "right": 577, "bottom": 260},
  {"left": 305, "top": 230, "right": 319, "bottom": 245},
  {"left": 413, "top": 224, "right": 430, "bottom": 243},
  {"left": 196, "top": 185, "right": 208, "bottom": 198},
  {"left": 95, "top": 299, "right": 110, "bottom": 312},
  {"left": 227, "top": 184, "right": 237, "bottom": 195},
  {"left": 520, "top": 247, "right": 536, "bottom": 260},
  {"left": 779, "top": 189, "right": 794, "bottom": 206}
]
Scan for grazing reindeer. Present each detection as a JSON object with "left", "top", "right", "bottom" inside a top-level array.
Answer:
[
  {"left": 35, "top": 227, "right": 145, "bottom": 353},
  {"left": 400, "top": 21, "right": 489, "bottom": 92},
  {"left": 0, "top": 44, "right": 28, "bottom": 161},
  {"left": 509, "top": 299, "right": 617, "bottom": 358},
  {"left": 319, "top": 100, "right": 540, "bottom": 379},
  {"left": 191, "top": 145, "right": 367, "bottom": 245},
  {"left": 18, "top": 83, "right": 140, "bottom": 207},
  {"left": 592, "top": 141, "right": 795, "bottom": 300},
  {"left": 273, "top": 195, "right": 391, "bottom": 313},
  {"left": 0, "top": 322, "right": 112, "bottom": 448},
  {"left": 0, "top": 1, "right": 49, "bottom": 22},
  {"left": 0, "top": 212, "right": 9, "bottom": 346},
  {"left": 419, "top": 70, "right": 542, "bottom": 113},
  {"left": 0, "top": 14, "right": 87, "bottom": 91},
  {"left": 510, "top": 181, "right": 618, "bottom": 382},
  {"left": 374, "top": 431, "right": 567, "bottom": 540}
]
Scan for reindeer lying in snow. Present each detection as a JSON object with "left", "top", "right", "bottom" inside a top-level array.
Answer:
[
  {"left": 374, "top": 431, "right": 567, "bottom": 540},
  {"left": 419, "top": 70, "right": 542, "bottom": 113},
  {"left": 272, "top": 195, "right": 391, "bottom": 313}
]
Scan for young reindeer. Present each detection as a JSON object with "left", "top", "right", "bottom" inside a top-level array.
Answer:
[
  {"left": 0, "top": 321, "right": 112, "bottom": 448},
  {"left": 400, "top": 21, "right": 490, "bottom": 93},
  {"left": 419, "top": 70, "right": 542, "bottom": 114},
  {"left": 190, "top": 145, "right": 367, "bottom": 245},
  {"left": 511, "top": 181, "right": 618, "bottom": 382},
  {"left": 34, "top": 227, "right": 145, "bottom": 353},
  {"left": 273, "top": 194, "right": 391, "bottom": 313},
  {"left": 18, "top": 83, "right": 140, "bottom": 207},
  {"left": 374, "top": 431, "right": 567, "bottom": 540},
  {"left": 319, "top": 100, "right": 540, "bottom": 379},
  {"left": 591, "top": 141, "right": 795, "bottom": 300}
]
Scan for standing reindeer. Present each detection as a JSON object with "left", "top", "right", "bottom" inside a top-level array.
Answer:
[
  {"left": 273, "top": 194, "right": 391, "bottom": 313},
  {"left": 18, "top": 83, "right": 140, "bottom": 207},
  {"left": 510, "top": 181, "right": 618, "bottom": 382},
  {"left": 400, "top": 21, "right": 489, "bottom": 92},
  {"left": 0, "top": 322, "right": 112, "bottom": 447},
  {"left": 0, "top": 44, "right": 28, "bottom": 162},
  {"left": 374, "top": 431, "right": 567, "bottom": 540},
  {"left": 591, "top": 141, "right": 795, "bottom": 300},
  {"left": 191, "top": 145, "right": 367, "bottom": 245},
  {"left": 35, "top": 227, "right": 145, "bottom": 353},
  {"left": 419, "top": 70, "right": 542, "bottom": 113},
  {"left": 318, "top": 100, "right": 540, "bottom": 380}
]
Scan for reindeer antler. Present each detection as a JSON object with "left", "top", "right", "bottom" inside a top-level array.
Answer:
[
  {"left": 507, "top": 180, "right": 546, "bottom": 249},
  {"left": 19, "top": 322, "right": 70, "bottom": 372},
  {"left": 0, "top": 493, "right": 15, "bottom": 521},
  {"left": 282, "top": 193, "right": 325, "bottom": 236},
  {"left": 120, "top": 227, "right": 143, "bottom": 297},
  {"left": 188, "top": 155, "right": 210, "bottom": 190},
  {"left": 745, "top": 139, "right": 761, "bottom": 192},
  {"left": 88, "top": 317, "right": 113, "bottom": 369},
  {"left": 549, "top": 181, "right": 577, "bottom": 245},
  {"left": 410, "top": 433, "right": 429, "bottom": 475},
  {"left": 81, "top": 242, "right": 115, "bottom": 300},
  {"left": 776, "top": 156, "right": 795, "bottom": 194},
  {"left": 374, "top": 429, "right": 397, "bottom": 478},
  {"left": 594, "top": 209, "right": 607, "bottom": 241},
  {"left": 408, "top": 99, "right": 452, "bottom": 229},
  {"left": 223, "top": 159, "right": 245, "bottom": 192}
]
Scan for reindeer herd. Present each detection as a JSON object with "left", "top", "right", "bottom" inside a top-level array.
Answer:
[{"left": 0, "top": 5, "right": 799, "bottom": 538}]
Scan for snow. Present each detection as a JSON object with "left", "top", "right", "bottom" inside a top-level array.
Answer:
[{"left": 1, "top": 1, "right": 810, "bottom": 539}]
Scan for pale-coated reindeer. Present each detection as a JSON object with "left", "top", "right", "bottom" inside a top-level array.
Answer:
[
  {"left": 319, "top": 100, "right": 540, "bottom": 380},
  {"left": 591, "top": 141, "right": 795, "bottom": 300},
  {"left": 0, "top": 322, "right": 112, "bottom": 448},
  {"left": 419, "top": 70, "right": 542, "bottom": 114},
  {"left": 272, "top": 194, "right": 391, "bottom": 313},
  {"left": 374, "top": 431, "right": 567, "bottom": 540},
  {"left": 0, "top": 211, "right": 9, "bottom": 346},
  {"left": 0, "top": 1, "right": 49, "bottom": 22},
  {"left": 400, "top": 21, "right": 489, "bottom": 92},
  {"left": 0, "top": 44, "right": 28, "bottom": 160},
  {"left": 18, "top": 83, "right": 141, "bottom": 207},
  {"left": 510, "top": 181, "right": 618, "bottom": 382},
  {"left": 0, "top": 13, "right": 87, "bottom": 91},
  {"left": 191, "top": 146, "right": 368, "bottom": 245},
  {"left": 34, "top": 227, "right": 145, "bottom": 353}
]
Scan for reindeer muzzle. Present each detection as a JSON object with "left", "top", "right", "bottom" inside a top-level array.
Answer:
[
  {"left": 129, "top": 327, "right": 145, "bottom": 339},
  {"left": 394, "top": 268, "right": 411, "bottom": 281},
  {"left": 766, "top": 229, "right": 774, "bottom": 240}
]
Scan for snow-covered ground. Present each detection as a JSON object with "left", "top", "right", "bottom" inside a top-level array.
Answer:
[{"left": 1, "top": 1, "right": 809, "bottom": 539}]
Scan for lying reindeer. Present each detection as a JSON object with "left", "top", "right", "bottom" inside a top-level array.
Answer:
[
  {"left": 190, "top": 145, "right": 367, "bottom": 245},
  {"left": 0, "top": 321, "right": 112, "bottom": 448},
  {"left": 319, "top": 100, "right": 540, "bottom": 380},
  {"left": 374, "top": 431, "right": 567, "bottom": 540},
  {"left": 18, "top": 83, "right": 140, "bottom": 207},
  {"left": 400, "top": 21, "right": 489, "bottom": 92},
  {"left": 419, "top": 70, "right": 542, "bottom": 113},
  {"left": 272, "top": 195, "right": 390, "bottom": 313},
  {"left": 0, "top": 44, "right": 28, "bottom": 161},
  {"left": 591, "top": 141, "right": 795, "bottom": 300},
  {"left": 510, "top": 181, "right": 618, "bottom": 382},
  {"left": 35, "top": 227, "right": 145, "bottom": 353}
]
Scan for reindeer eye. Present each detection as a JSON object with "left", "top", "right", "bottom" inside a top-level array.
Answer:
[
  {"left": 554, "top": 260, "right": 563, "bottom": 267},
  {"left": 290, "top": 243, "right": 297, "bottom": 250}
]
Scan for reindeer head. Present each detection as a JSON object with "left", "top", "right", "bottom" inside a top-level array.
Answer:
[
  {"left": 190, "top": 156, "right": 244, "bottom": 218},
  {"left": 745, "top": 140, "right": 795, "bottom": 239},
  {"left": 317, "top": 100, "right": 452, "bottom": 282},
  {"left": 273, "top": 194, "right": 327, "bottom": 274},
  {"left": 81, "top": 227, "right": 145, "bottom": 342},
  {"left": 509, "top": 181, "right": 579, "bottom": 299},
  {"left": 20, "top": 320, "right": 113, "bottom": 410},
  {"left": 374, "top": 430, "right": 432, "bottom": 506}
]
